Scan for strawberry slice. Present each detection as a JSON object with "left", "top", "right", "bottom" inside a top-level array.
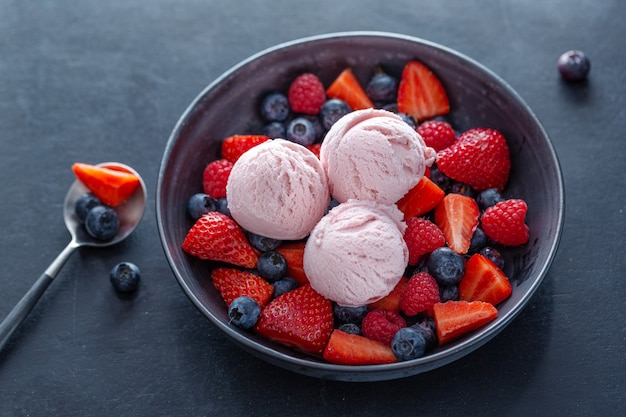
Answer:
[
  {"left": 71, "top": 162, "right": 140, "bottom": 207},
  {"left": 274, "top": 241, "right": 309, "bottom": 286},
  {"left": 255, "top": 284, "right": 333, "bottom": 356},
  {"left": 397, "top": 60, "right": 450, "bottom": 122},
  {"left": 221, "top": 135, "right": 270, "bottom": 163},
  {"left": 323, "top": 329, "right": 398, "bottom": 365},
  {"left": 396, "top": 176, "right": 445, "bottom": 219},
  {"left": 368, "top": 276, "right": 408, "bottom": 312},
  {"left": 182, "top": 211, "right": 258, "bottom": 268},
  {"left": 326, "top": 68, "right": 374, "bottom": 110},
  {"left": 459, "top": 254, "right": 512, "bottom": 305},
  {"left": 434, "top": 193, "right": 480, "bottom": 254},
  {"left": 433, "top": 300, "right": 498, "bottom": 346},
  {"left": 212, "top": 267, "right": 274, "bottom": 307}
]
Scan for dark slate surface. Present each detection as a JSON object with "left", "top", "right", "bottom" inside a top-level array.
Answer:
[{"left": 1, "top": 1, "right": 624, "bottom": 416}]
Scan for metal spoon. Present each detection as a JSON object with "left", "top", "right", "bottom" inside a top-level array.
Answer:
[{"left": 0, "top": 162, "right": 147, "bottom": 352}]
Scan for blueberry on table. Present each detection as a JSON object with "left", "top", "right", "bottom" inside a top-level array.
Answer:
[
  {"left": 187, "top": 193, "right": 217, "bottom": 220},
  {"left": 228, "top": 296, "right": 261, "bottom": 329},
  {"left": 391, "top": 327, "right": 427, "bottom": 361},
  {"left": 558, "top": 50, "right": 591, "bottom": 82},
  {"left": 74, "top": 192, "right": 103, "bottom": 221},
  {"left": 427, "top": 247, "right": 466, "bottom": 286},
  {"left": 85, "top": 205, "right": 119, "bottom": 241},
  {"left": 110, "top": 262, "right": 141, "bottom": 293},
  {"left": 256, "top": 251, "right": 288, "bottom": 283}
]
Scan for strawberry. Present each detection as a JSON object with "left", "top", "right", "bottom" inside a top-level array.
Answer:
[
  {"left": 434, "top": 193, "right": 480, "bottom": 254},
  {"left": 459, "top": 254, "right": 512, "bottom": 305},
  {"left": 221, "top": 134, "right": 270, "bottom": 163},
  {"left": 202, "top": 159, "right": 233, "bottom": 199},
  {"left": 323, "top": 329, "right": 397, "bottom": 365},
  {"left": 71, "top": 162, "right": 140, "bottom": 207},
  {"left": 400, "top": 272, "right": 440, "bottom": 316},
  {"left": 182, "top": 211, "right": 258, "bottom": 268},
  {"left": 274, "top": 241, "right": 309, "bottom": 286},
  {"left": 416, "top": 119, "right": 457, "bottom": 151},
  {"left": 368, "top": 276, "right": 408, "bottom": 312},
  {"left": 361, "top": 309, "right": 406, "bottom": 346},
  {"left": 433, "top": 300, "right": 498, "bottom": 346},
  {"left": 481, "top": 199, "right": 529, "bottom": 246},
  {"left": 397, "top": 60, "right": 450, "bottom": 122},
  {"left": 436, "top": 128, "right": 511, "bottom": 191},
  {"left": 306, "top": 142, "right": 322, "bottom": 159},
  {"left": 396, "top": 176, "right": 445, "bottom": 219},
  {"left": 288, "top": 73, "right": 326, "bottom": 114},
  {"left": 326, "top": 68, "right": 374, "bottom": 110},
  {"left": 211, "top": 267, "right": 273, "bottom": 307},
  {"left": 403, "top": 217, "right": 446, "bottom": 265},
  {"left": 254, "top": 284, "right": 333, "bottom": 356}
]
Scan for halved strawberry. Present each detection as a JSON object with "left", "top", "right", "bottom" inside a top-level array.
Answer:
[
  {"left": 306, "top": 143, "right": 322, "bottom": 159},
  {"left": 396, "top": 176, "right": 445, "bottom": 219},
  {"left": 403, "top": 217, "right": 446, "bottom": 265},
  {"left": 221, "top": 135, "right": 270, "bottom": 163},
  {"left": 368, "top": 276, "right": 408, "bottom": 312},
  {"left": 326, "top": 68, "right": 374, "bottom": 110},
  {"left": 323, "top": 329, "right": 398, "bottom": 365},
  {"left": 255, "top": 284, "right": 333, "bottom": 356},
  {"left": 434, "top": 193, "right": 479, "bottom": 254},
  {"left": 436, "top": 128, "right": 511, "bottom": 191},
  {"left": 274, "top": 241, "right": 309, "bottom": 286},
  {"left": 481, "top": 199, "right": 530, "bottom": 246},
  {"left": 71, "top": 162, "right": 141, "bottom": 207},
  {"left": 212, "top": 267, "right": 273, "bottom": 307},
  {"left": 182, "top": 211, "right": 258, "bottom": 268},
  {"left": 397, "top": 60, "right": 450, "bottom": 122},
  {"left": 433, "top": 300, "right": 498, "bottom": 346},
  {"left": 459, "top": 254, "right": 512, "bottom": 305}
]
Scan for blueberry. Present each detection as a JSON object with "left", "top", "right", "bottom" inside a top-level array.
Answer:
[
  {"left": 75, "top": 193, "right": 103, "bottom": 222},
  {"left": 286, "top": 117, "right": 316, "bottom": 146},
  {"left": 333, "top": 304, "right": 368, "bottom": 324},
  {"left": 410, "top": 321, "right": 436, "bottom": 349},
  {"left": 449, "top": 181, "right": 476, "bottom": 198},
  {"left": 479, "top": 246, "right": 505, "bottom": 270},
  {"left": 263, "top": 121, "right": 286, "bottom": 139},
  {"left": 273, "top": 277, "right": 299, "bottom": 298},
  {"left": 468, "top": 227, "right": 489, "bottom": 254},
  {"left": 430, "top": 165, "right": 452, "bottom": 192},
  {"left": 260, "top": 92, "right": 290, "bottom": 122},
  {"left": 216, "top": 197, "right": 231, "bottom": 217},
  {"left": 228, "top": 296, "right": 261, "bottom": 329},
  {"left": 110, "top": 262, "right": 140, "bottom": 293},
  {"left": 338, "top": 322, "right": 362, "bottom": 335},
  {"left": 439, "top": 285, "right": 459, "bottom": 302},
  {"left": 319, "top": 99, "right": 351, "bottom": 130},
  {"left": 477, "top": 188, "right": 503, "bottom": 211},
  {"left": 256, "top": 251, "right": 287, "bottom": 283},
  {"left": 366, "top": 73, "right": 398, "bottom": 103},
  {"left": 85, "top": 205, "right": 119, "bottom": 241},
  {"left": 248, "top": 233, "right": 281, "bottom": 252},
  {"left": 187, "top": 193, "right": 217, "bottom": 220},
  {"left": 558, "top": 50, "right": 590, "bottom": 82},
  {"left": 325, "top": 198, "right": 340, "bottom": 215},
  {"left": 427, "top": 247, "right": 466, "bottom": 286},
  {"left": 398, "top": 113, "right": 417, "bottom": 129},
  {"left": 391, "top": 327, "right": 427, "bottom": 361}
]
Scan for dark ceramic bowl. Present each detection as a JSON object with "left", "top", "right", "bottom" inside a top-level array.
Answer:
[{"left": 157, "top": 32, "right": 564, "bottom": 381}]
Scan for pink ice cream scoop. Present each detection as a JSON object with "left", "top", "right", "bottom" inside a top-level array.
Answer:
[
  {"left": 226, "top": 139, "right": 330, "bottom": 240},
  {"left": 320, "top": 109, "right": 436, "bottom": 205},
  {"left": 303, "top": 199, "right": 408, "bottom": 307}
]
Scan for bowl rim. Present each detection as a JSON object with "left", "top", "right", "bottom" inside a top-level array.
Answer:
[{"left": 156, "top": 31, "right": 565, "bottom": 381}]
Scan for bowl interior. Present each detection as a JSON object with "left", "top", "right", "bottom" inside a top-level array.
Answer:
[{"left": 157, "top": 32, "right": 564, "bottom": 381}]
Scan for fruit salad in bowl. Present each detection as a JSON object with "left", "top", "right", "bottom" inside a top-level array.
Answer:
[{"left": 157, "top": 31, "right": 564, "bottom": 381}]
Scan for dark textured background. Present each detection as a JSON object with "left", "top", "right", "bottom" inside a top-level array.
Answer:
[{"left": 1, "top": 1, "right": 624, "bottom": 416}]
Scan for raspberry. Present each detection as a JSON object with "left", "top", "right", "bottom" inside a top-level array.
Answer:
[
  {"left": 481, "top": 199, "right": 529, "bottom": 246},
  {"left": 404, "top": 217, "right": 446, "bottom": 265},
  {"left": 416, "top": 120, "right": 457, "bottom": 151},
  {"left": 288, "top": 73, "right": 326, "bottom": 114},
  {"left": 202, "top": 159, "right": 233, "bottom": 199},
  {"left": 362, "top": 309, "right": 406, "bottom": 346},
  {"left": 400, "top": 272, "right": 440, "bottom": 316}
]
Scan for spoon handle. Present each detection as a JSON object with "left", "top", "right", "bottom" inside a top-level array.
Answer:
[{"left": 0, "top": 242, "right": 77, "bottom": 352}]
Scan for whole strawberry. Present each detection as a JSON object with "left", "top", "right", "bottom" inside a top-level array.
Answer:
[
  {"left": 221, "top": 135, "right": 270, "bottom": 164},
  {"left": 212, "top": 267, "right": 273, "bottom": 307},
  {"left": 481, "top": 199, "right": 529, "bottom": 246},
  {"left": 416, "top": 120, "right": 457, "bottom": 151},
  {"left": 288, "top": 73, "right": 326, "bottom": 114},
  {"left": 202, "top": 159, "right": 233, "bottom": 199},
  {"left": 436, "top": 128, "right": 511, "bottom": 191},
  {"left": 362, "top": 309, "right": 406, "bottom": 346},
  {"left": 404, "top": 217, "right": 446, "bottom": 265},
  {"left": 182, "top": 211, "right": 258, "bottom": 268},
  {"left": 400, "top": 272, "right": 440, "bottom": 316}
]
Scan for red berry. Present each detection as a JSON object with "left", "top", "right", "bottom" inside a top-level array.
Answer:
[
  {"left": 433, "top": 300, "right": 498, "bottom": 346},
  {"left": 396, "top": 176, "right": 445, "bottom": 220},
  {"left": 71, "top": 162, "right": 141, "bottom": 207},
  {"left": 416, "top": 120, "right": 457, "bottom": 151},
  {"left": 434, "top": 193, "right": 480, "bottom": 255},
  {"left": 323, "top": 329, "right": 397, "bottom": 365},
  {"left": 404, "top": 217, "right": 446, "bottom": 265},
  {"left": 397, "top": 60, "right": 450, "bottom": 122},
  {"left": 221, "top": 134, "right": 270, "bottom": 163},
  {"left": 202, "top": 159, "right": 233, "bottom": 199},
  {"left": 361, "top": 309, "right": 406, "bottom": 346},
  {"left": 459, "top": 254, "right": 512, "bottom": 305},
  {"left": 212, "top": 267, "right": 273, "bottom": 307},
  {"left": 481, "top": 199, "right": 529, "bottom": 246},
  {"left": 326, "top": 68, "right": 374, "bottom": 111},
  {"left": 400, "top": 272, "right": 440, "bottom": 316},
  {"left": 288, "top": 73, "right": 326, "bottom": 115},
  {"left": 368, "top": 276, "right": 409, "bottom": 312}
]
